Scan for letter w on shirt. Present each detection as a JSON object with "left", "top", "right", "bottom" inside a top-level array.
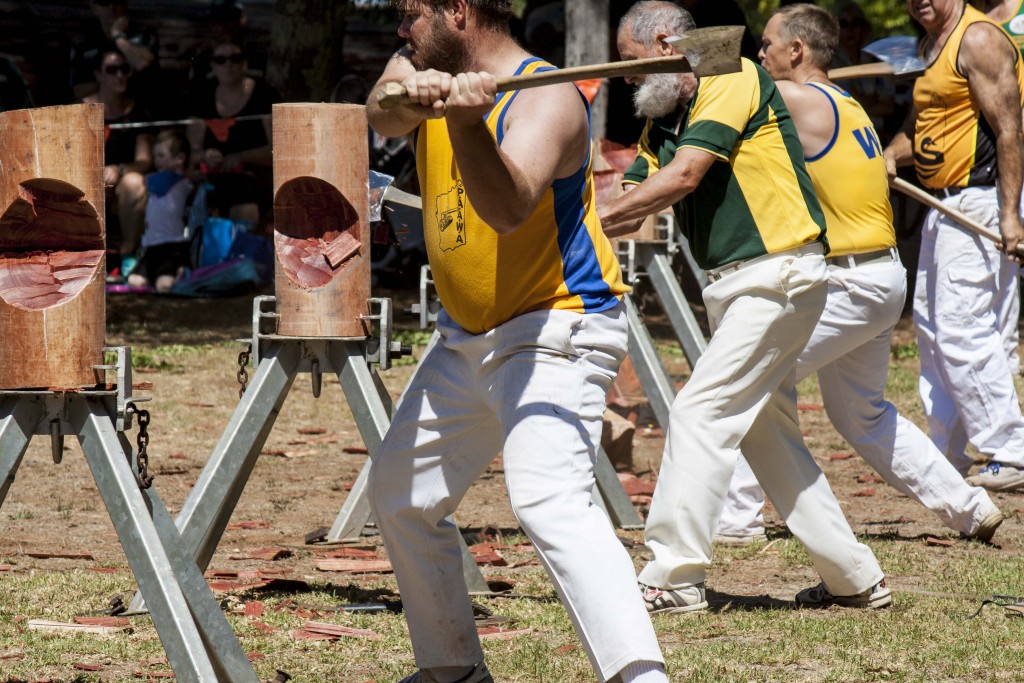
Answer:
[{"left": 852, "top": 126, "right": 883, "bottom": 159}]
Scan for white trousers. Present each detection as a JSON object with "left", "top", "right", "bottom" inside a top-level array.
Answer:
[
  {"left": 638, "top": 249, "right": 884, "bottom": 597},
  {"left": 719, "top": 257, "right": 998, "bottom": 537},
  {"left": 914, "top": 187, "right": 1024, "bottom": 473},
  {"left": 367, "top": 302, "right": 664, "bottom": 682}
]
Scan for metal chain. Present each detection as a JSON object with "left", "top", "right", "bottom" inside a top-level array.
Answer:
[
  {"left": 134, "top": 407, "right": 153, "bottom": 489},
  {"left": 237, "top": 349, "right": 251, "bottom": 398}
]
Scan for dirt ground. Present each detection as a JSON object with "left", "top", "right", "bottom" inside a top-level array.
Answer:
[{"left": 1, "top": 288, "right": 1022, "bottom": 679}]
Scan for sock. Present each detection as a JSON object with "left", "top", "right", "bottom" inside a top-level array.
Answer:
[{"left": 617, "top": 659, "right": 669, "bottom": 683}]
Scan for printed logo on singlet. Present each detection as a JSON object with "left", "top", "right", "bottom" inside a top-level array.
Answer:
[
  {"left": 1009, "top": 15, "right": 1024, "bottom": 34},
  {"left": 435, "top": 180, "right": 466, "bottom": 252},
  {"left": 852, "top": 126, "right": 883, "bottom": 159},
  {"left": 915, "top": 137, "right": 945, "bottom": 180}
]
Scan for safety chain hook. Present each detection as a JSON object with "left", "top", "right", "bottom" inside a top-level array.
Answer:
[
  {"left": 128, "top": 405, "right": 154, "bottom": 489},
  {"left": 237, "top": 348, "right": 251, "bottom": 398}
]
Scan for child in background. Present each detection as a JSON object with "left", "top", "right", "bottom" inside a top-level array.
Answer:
[{"left": 128, "top": 128, "right": 194, "bottom": 292}]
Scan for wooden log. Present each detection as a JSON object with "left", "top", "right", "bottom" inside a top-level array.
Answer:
[
  {"left": 273, "top": 103, "right": 370, "bottom": 337},
  {"left": 0, "top": 104, "right": 105, "bottom": 390}
]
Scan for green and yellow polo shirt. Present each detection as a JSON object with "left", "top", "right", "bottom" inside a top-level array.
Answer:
[{"left": 623, "top": 58, "right": 828, "bottom": 270}]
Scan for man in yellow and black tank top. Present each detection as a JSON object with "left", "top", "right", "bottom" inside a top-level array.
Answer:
[
  {"left": 911, "top": 3, "right": 1024, "bottom": 191},
  {"left": 717, "top": 3, "right": 1005, "bottom": 552},
  {"left": 601, "top": 2, "right": 889, "bottom": 615},
  {"left": 883, "top": 0, "right": 1024, "bottom": 493},
  {"left": 364, "top": 2, "right": 667, "bottom": 682}
]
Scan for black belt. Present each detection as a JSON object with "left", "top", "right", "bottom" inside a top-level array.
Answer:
[{"left": 931, "top": 186, "right": 963, "bottom": 198}]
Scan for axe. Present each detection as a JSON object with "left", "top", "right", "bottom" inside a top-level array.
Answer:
[
  {"left": 889, "top": 176, "right": 1024, "bottom": 257},
  {"left": 376, "top": 25, "right": 745, "bottom": 110},
  {"left": 829, "top": 35, "right": 925, "bottom": 81}
]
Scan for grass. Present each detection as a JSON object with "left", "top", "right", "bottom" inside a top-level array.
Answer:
[
  {"left": 2, "top": 540, "right": 1021, "bottom": 681},
  {"left": 2, "top": 313, "right": 1022, "bottom": 681}
]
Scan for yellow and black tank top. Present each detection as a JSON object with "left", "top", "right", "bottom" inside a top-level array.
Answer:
[
  {"left": 913, "top": 4, "right": 1024, "bottom": 190},
  {"left": 415, "top": 58, "right": 628, "bottom": 335},
  {"left": 803, "top": 82, "right": 895, "bottom": 257},
  {"left": 623, "top": 58, "right": 828, "bottom": 270}
]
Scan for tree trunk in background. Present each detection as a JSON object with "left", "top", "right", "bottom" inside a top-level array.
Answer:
[
  {"left": 268, "top": 0, "right": 346, "bottom": 102},
  {"left": 565, "top": 0, "right": 609, "bottom": 139}
]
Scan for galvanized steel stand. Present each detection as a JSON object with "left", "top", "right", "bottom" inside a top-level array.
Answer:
[
  {"left": 0, "top": 348, "right": 259, "bottom": 683},
  {"left": 126, "top": 296, "right": 489, "bottom": 615},
  {"left": 619, "top": 216, "right": 709, "bottom": 429}
]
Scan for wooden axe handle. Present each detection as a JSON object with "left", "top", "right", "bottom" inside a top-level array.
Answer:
[
  {"left": 827, "top": 62, "right": 895, "bottom": 80},
  {"left": 889, "top": 176, "right": 1024, "bottom": 256},
  {"left": 376, "top": 54, "right": 693, "bottom": 109}
]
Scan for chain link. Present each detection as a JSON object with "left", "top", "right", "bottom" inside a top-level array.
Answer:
[
  {"left": 133, "top": 407, "right": 153, "bottom": 489},
  {"left": 237, "top": 349, "right": 251, "bottom": 398}
]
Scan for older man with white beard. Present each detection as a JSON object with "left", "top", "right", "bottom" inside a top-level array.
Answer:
[{"left": 599, "top": 0, "right": 890, "bottom": 613}]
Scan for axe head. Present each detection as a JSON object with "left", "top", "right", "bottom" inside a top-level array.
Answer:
[
  {"left": 368, "top": 170, "right": 394, "bottom": 222},
  {"left": 862, "top": 35, "right": 925, "bottom": 78},
  {"left": 665, "top": 26, "right": 745, "bottom": 78}
]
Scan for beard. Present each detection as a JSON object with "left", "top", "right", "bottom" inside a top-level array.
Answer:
[
  {"left": 633, "top": 73, "right": 683, "bottom": 118},
  {"left": 410, "top": 13, "right": 468, "bottom": 75}
]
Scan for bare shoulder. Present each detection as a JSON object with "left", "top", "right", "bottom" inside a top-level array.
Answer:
[
  {"left": 774, "top": 79, "right": 831, "bottom": 117},
  {"left": 960, "top": 21, "right": 1017, "bottom": 75},
  {"left": 501, "top": 81, "right": 590, "bottom": 177},
  {"left": 504, "top": 81, "right": 588, "bottom": 133}
]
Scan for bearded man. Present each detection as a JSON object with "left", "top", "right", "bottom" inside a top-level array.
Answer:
[
  {"left": 365, "top": 1, "right": 667, "bottom": 682},
  {"left": 599, "top": 0, "right": 890, "bottom": 613}
]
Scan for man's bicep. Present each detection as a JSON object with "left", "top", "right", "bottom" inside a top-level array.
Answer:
[
  {"left": 962, "top": 25, "right": 1023, "bottom": 135},
  {"left": 500, "top": 88, "right": 589, "bottom": 187}
]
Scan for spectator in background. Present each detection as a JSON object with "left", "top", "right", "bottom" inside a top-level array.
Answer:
[
  {"left": 187, "top": 40, "right": 279, "bottom": 227},
  {"left": 128, "top": 129, "right": 194, "bottom": 293},
  {"left": 82, "top": 44, "right": 153, "bottom": 278},
  {"left": 188, "top": 1, "right": 268, "bottom": 104},
  {"left": 70, "top": 0, "right": 160, "bottom": 106},
  {"left": 830, "top": 2, "right": 895, "bottom": 134}
]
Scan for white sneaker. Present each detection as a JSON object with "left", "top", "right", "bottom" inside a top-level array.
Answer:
[
  {"left": 966, "top": 462, "right": 1024, "bottom": 492},
  {"left": 796, "top": 579, "right": 892, "bottom": 609},
  {"left": 713, "top": 531, "right": 767, "bottom": 546},
  {"left": 639, "top": 582, "right": 709, "bottom": 614},
  {"left": 962, "top": 508, "right": 1005, "bottom": 543}
]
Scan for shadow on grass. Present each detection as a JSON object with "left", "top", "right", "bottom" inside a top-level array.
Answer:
[
  {"left": 106, "top": 292, "right": 258, "bottom": 347},
  {"left": 705, "top": 587, "right": 795, "bottom": 612}
]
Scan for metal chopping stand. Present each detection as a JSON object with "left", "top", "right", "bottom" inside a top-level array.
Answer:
[{"left": 0, "top": 349, "right": 260, "bottom": 682}]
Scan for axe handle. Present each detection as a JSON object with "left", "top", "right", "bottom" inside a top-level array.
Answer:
[
  {"left": 827, "top": 62, "right": 895, "bottom": 80},
  {"left": 376, "top": 54, "right": 692, "bottom": 109},
  {"left": 889, "top": 177, "right": 1024, "bottom": 256}
]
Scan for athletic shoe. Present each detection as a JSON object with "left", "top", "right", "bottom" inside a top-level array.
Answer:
[
  {"left": 962, "top": 508, "right": 1005, "bottom": 543},
  {"left": 965, "top": 462, "right": 1024, "bottom": 492},
  {"left": 398, "top": 662, "right": 493, "bottom": 683},
  {"left": 713, "top": 531, "right": 768, "bottom": 546},
  {"left": 639, "top": 582, "right": 709, "bottom": 614},
  {"left": 795, "top": 579, "right": 892, "bottom": 609}
]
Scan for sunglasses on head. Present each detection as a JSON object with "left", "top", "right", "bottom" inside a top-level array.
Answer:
[
  {"left": 212, "top": 53, "right": 245, "bottom": 65},
  {"left": 104, "top": 63, "right": 131, "bottom": 75}
]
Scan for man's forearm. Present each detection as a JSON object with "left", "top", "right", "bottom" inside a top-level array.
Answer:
[
  {"left": 883, "top": 131, "right": 914, "bottom": 169},
  {"left": 996, "top": 132, "right": 1023, "bottom": 221},
  {"left": 601, "top": 169, "right": 693, "bottom": 227},
  {"left": 366, "top": 82, "right": 424, "bottom": 138}
]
